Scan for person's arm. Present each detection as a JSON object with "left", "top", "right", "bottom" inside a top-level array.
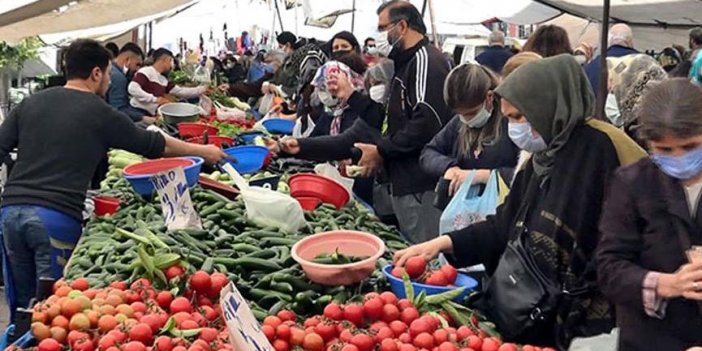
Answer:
[
  {"left": 376, "top": 56, "right": 447, "bottom": 160},
  {"left": 169, "top": 84, "right": 207, "bottom": 99},
  {"left": 296, "top": 120, "right": 376, "bottom": 161},
  {"left": 419, "top": 117, "right": 460, "bottom": 179},
  {"left": 128, "top": 72, "right": 158, "bottom": 104},
  {"left": 596, "top": 172, "right": 655, "bottom": 313},
  {"left": 347, "top": 91, "right": 385, "bottom": 131},
  {"left": 104, "top": 109, "right": 224, "bottom": 164},
  {"left": 0, "top": 103, "right": 21, "bottom": 162}
]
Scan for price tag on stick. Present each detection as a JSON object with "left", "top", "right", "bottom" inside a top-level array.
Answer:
[
  {"left": 220, "top": 282, "right": 273, "bottom": 351},
  {"left": 151, "top": 166, "right": 202, "bottom": 231}
]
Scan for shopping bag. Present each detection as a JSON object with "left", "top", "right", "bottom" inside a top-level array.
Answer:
[
  {"left": 314, "top": 163, "right": 354, "bottom": 199},
  {"left": 220, "top": 163, "right": 307, "bottom": 232},
  {"left": 439, "top": 170, "right": 499, "bottom": 234},
  {"left": 258, "top": 93, "right": 275, "bottom": 115},
  {"left": 292, "top": 115, "right": 316, "bottom": 138}
]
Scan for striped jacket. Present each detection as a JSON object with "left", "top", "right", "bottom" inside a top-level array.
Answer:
[{"left": 378, "top": 37, "right": 453, "bottom": 196}]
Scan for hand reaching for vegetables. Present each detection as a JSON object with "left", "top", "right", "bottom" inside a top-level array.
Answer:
[
  {"left": 197, "top": 144, "right": 231, "bottom": 165},
  {"left": 265, "top": 137, "right": 300, "bottom": 156},
  {"left": 156, "top": 96, "right": 172, "bottom": 106},
  {"left": 393, "top": 236, "right": 453, "bottom": 268}
]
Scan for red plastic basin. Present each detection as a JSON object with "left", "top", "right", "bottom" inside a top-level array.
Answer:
[
  {"left": 177, "top": 122, "right": 219, "bottom": 139},
  {"left": 296, "top": 196, "right": 323, "bottom": 211},
  {"left": 289, "top": 174, "right": 350, "bottom": 209},
  {"left": 292, "top": 230, "right": 386, "bottom": 286},
  {"left": 198, "top": 176, "right": 239, "bottom": 200},
  {"left": 123, "top": 158, "right": 194, "bottom": 176},
  {"left": 187, "top": 135, "right": 234, "bottom": 148},
  {"left": 94, "top": 196, "right": 120, "bottom": 216}
]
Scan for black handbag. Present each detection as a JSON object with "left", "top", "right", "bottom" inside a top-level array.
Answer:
[{"left": 485, "top": 225, "right": 563, "bottom": 341}]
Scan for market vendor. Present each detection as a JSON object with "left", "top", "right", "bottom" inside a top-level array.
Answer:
[
  {"left": 128, "top": 48, "right": 209, "bottom": 116},
  {"left": 393, "top": 55, "right": 646, "bottom": 347},
  {"left": 218, "top": 50, "right": 285, "bottom": 101},
  {"left": 105, "top": 43, "right": 153, "bottom": 124},
  {"left": 0, "top": 39, "right": 227, "bottom": 320},
  {"left": 597, "top": 79, "right": 702, "bottom": 350}
]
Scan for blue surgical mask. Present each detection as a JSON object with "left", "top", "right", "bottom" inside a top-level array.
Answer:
[
  {"left": 508, "top": 122, "right": 548, "bottom": 152},
  {"left": 651, "top": 147, "right": 702, "bottom": 180},
  {"left": 262, "top": 63, "right": 275, "bottom": 73},
  {"left": 460, "top": 107, "right": 491, "bottom": 128}
]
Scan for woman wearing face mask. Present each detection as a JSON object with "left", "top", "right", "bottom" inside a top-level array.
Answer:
[
  {"left": 597, "top": 79, "right": 702, "bottom": 351},
  {"left": 308, "top": 52, "right": 368, "bottom": 137},
  {"left": 393, "top": 55, "right": 646, "bottom": 347},
  {"left": 265, "top": 60, "right": 394, "bottom": 205},
  {"left": 420, "top": 63, "right": 519, "bottom": 200},
  {"left": 329, "top": 31, "right": 361, "bottom": 60}
]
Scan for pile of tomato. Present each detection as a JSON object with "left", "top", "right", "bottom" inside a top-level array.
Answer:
[
  {"left": 261, "top": 291, "right": 556, "bottom": 351},
  {"left": 24, "top": 270, "right": 232, "bottom": 351}
]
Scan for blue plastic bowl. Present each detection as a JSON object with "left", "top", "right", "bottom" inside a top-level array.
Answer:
[
  {"left": 124, "top": 157, "right": 203, "bottom": 197},
  {"left": 263, "top": 118, "right": 295, "bottom": 135},
  {"left": 382, "top": 265, "right": 477, "bottom": 302},
  {"left": 223, "top": 145, "right": 270, "bottom": 174},
  {"left": 238, "top": 131, "right": 264, "bottom": 144}
]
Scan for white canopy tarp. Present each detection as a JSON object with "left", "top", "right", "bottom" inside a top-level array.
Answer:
[
  {"left": 535, "top": 0, "right": 702, "bottom": 26},
  {"left": 0, "top": 0, "right": 195, "bottom": 43}
]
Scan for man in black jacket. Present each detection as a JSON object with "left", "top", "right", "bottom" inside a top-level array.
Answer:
[{"left": 330, "top": 1, "right": 452, "bottom": 243}]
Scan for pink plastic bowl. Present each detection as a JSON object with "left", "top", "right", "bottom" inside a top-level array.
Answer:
[{"left": 291, "top": 230, "right": 386, "bottom": 286}]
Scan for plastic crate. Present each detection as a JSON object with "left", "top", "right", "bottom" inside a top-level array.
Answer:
[{"left": 0, "top": 325, "right": 35, "bottom": 350}]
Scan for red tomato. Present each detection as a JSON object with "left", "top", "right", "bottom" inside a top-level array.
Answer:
[
  {"left": 199, "top": 328, "right": 218, "bottom": 342},
  {"left": 362, "top": 297, "right": 384, "bottom": 321},
  {"left": 456, "top": 326, "right": 474, "bottom": 340},
  {"left": 405, "top": 256, "right": 427, "bottom": 279},
  {"left": 275, "top": 324, "right": 291, "bottom": 341},
  {"left": 140, "top": 314, "right": 164, "bottom": 333},
  {"left": 304, "top": 317, "right": 321, "bottom": 328},
  {"left": 261, "top": 325, "right": 275, "bottom": 341},
  {"left": 438, "top": 341, "right": 459, "bottom": 351},
  {"left": 272, "top": 339, "right": 290, "bottom": 351},
  {"left": 440, "top": 265, "right": 458, "bottom": 284},
  {"left": 389, "top": 320, "right": 408, "bottom": 337},
  {"left": 398, "top": 333, "right": 412, "bottom": 344},
  {"left": 289, "top": 327, "right": 305, "bottom": 346},
  {"left": 498, "top": 343, "right": 518, "bottom": 351},
  {"left": 409, "top": 319, "right": 431, "bottom": 338},
  {"left": 379, "top": 292, "right": 399, "bottom": 305},
  {"left": 263, "top": 316, "right": 283, "bottom": 328},
  {"left": 413, "top": 332, "right": 435, "bottom": 349},
  {"left": 302, "top": 333, "right": 325, "bottom": 351},
  {"left": 433, "top": 329, "right": 449, "bottom": 344},
  {"left": 398, "top": 344, "right": 417, "bottom": 351},
  {"left": 382, "top": 304, "right": 401, "bottom": 323},
  {"left": 425, "top": 271, "right": 449, "bottom": 286},
  {"left": 375, "top": 327, "right": 394, "bottom": 343},
  {"left": 37, "top": 339, "right": 61, "bottom": 351},
  {"left": 400, "top": 307, "right": 420, "bottom": 325},
  {"left": 277, "top": 310, "right": 296, "bottom": 322},
  {"left": 129, "top": 323, "right": 153, "bottom": 344},
  {"left": 391, "top": 267, "right": 406, "bottom": 278},
  {"left": 189, "top": 271, "right": 212, "bottom": 294},
  {"left": 343, "top": 304, "right": 364, "bottom": 326},
  {"left": 314, "top": 322, "right": 337, "bottom": 342},
  {"left": 397, "top": 299, "right": 413, "bottom": 311},
  {"left": 72, "top": 338, "right": 93, "bottom": 351},
  {"left": 341, "top": 345, "right": 360, "bottom": 351},
  {"left": 154, "top": 336, "right": 174, "bottom": 351},
  {"left": 323, "top": 303, "right": 344, "bottom": 321},
  {"left": 380, "top": 339, "right": 399, "bottom": 351},
  {"left": 70, "top": 278, "right": 89, "bottom": 291},
  {"left": 156, "top": 291, "right": 174, "bottom": 310},
  {"left": 208, "top": 273, "right": 229, "bottom": 297},
  {"left": 465, "top": 335, "right": 482, "bottom": 350},
  {"left": 165, "top": 265, "right": 185, "bottom": 280},
  {"left": 339, "top": 329, "right": 354, "bottom": 343},
  {"left": 350, "top": 333, "right": 374, "bottom": 351},
  {"left": 481, "top": 338, "right": 501, "bottom": 351},
  {"left": 169, "top": 297, "right": 192, "bottom": 314}
]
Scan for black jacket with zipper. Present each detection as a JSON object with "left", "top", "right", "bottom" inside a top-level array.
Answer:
[{"left": 375, "top": 37, "right": 452, "bottom": 197}]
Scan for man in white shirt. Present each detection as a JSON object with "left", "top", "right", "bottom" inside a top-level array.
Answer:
[{"left": 128, "top": 48, "right": 208, "bottom": 115}]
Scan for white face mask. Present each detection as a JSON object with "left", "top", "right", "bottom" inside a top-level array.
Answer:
[
  {"left": 376, "top": 26, "right": 400, "bottom": 57},
  {"left": 367, "top": 46, "right": 379, "bottom": 55},
  {"left": 508, "top": 121, "right": 548, "bottom": 153},
  {"left": 317, "top": 90, "right": 339, "bottom": 108},
  {"left": 459, "top": 106, "right": 491, "bottom": 128},
  {"left": 369, "top": 85, "right": 386, "bottom": 103}
]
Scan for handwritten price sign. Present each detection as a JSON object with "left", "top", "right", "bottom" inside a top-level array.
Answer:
[
  {"left": 221, "top": 282, "right": 273, "bottom": 351},
  {"left": 151, "top": 167, "right": 202, "bottom": 231}
]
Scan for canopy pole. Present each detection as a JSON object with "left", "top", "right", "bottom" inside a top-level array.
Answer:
[
  {"left": 595, "top": 0, "right": 610, "bottom": 120},
  {"left": 351, "top": 0, "right": 356, "bottom": 32},
  {"left": 294, "top": 0, "right": 299, "bottom": 35},
  {"left": 421, "top": 0, "right": 427, "bottom": 17},
  {"left": 274, "top": 0, "right": 284, "bottom": 33},
  {"left": 427, "top": 0, "right": 439, "bottom": 46}
]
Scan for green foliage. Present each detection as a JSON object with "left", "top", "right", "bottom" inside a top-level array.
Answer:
[{"left": 0, "top": 37, "right": 42, "bottom": 69}]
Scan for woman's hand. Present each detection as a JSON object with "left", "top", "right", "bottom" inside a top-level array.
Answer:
[
  {"left": 443, "top": 168, "right": 491, "bottom": 196},
  {"left": 326, "top": 72, "right": 353, "bottom": 102},
  {"left": 393, "top": 236, "right": 453, "bottom": 267},
  {"left": 657, "top": 262, "right": 702, "bottom": 300}
]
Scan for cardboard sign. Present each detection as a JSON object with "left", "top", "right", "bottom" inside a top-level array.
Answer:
[
  {"left": 220, "top": 282, "right": 273, "bottom": 351},
  {"left": 151, "top": 167, "right": 202, "bottom": 231}
]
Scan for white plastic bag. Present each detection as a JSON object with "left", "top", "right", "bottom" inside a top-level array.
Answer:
[
  {"left": 292, "top": 115, "right": 316, "bottom": 138},
  {"left": 314, "top": 163, "right": 354, "bottom": 199},
  {"left": 258, "top": 93, "right": 275, "bottom": 115},
  {"left": 214, "top": 102, "right": 248, "bottom": 121},
  {"left": 220, "top": 163, "right": 307, "bottom": 232},
  {"left": 439, "top": 171, "right": 499, "bottom": 234}
]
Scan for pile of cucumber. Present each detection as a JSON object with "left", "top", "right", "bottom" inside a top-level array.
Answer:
[{"left": 67, "top": 178, "right": 408, "bottom": 319}]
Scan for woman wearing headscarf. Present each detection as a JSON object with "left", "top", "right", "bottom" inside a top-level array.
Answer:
[
  {"left": 597, "top": 78, "right": 702, "bottom": 351},
  {"left": 329, "top": 31, "right": 362, "bottom": 59},
  {"left": 394, "top": 55, "right": 646, "bottom": 347}
]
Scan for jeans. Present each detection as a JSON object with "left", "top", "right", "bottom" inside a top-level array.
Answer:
[
  {"left": 391, "top": 191, "right": 442, "bottom": 244},
  {"left": 0, "top": 205, "right": 81, "bottom": 318}
]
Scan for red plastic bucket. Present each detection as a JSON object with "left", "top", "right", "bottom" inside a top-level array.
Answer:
[
  {"left": 94, "top": 196, "right": 120, "bottom": 216},
  {"left": 123, "top": 158, "right": 194, "bottom": 176},
  {"left": 187, "top": 135, "right": 234, "bottom": 148},
  {"left": 177, "top": 123, "right": 219, "bottom": 139},
  {"left": 295, "top": 196, "right": 323, "bottom": 211},
  {"left": 289, "top": 174, "right": 350, "bottom": 209}
]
